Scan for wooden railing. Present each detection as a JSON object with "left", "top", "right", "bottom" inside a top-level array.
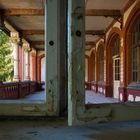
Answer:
[
  {"left": 85, "top": 82, "right": 91, "bottom": 90},
  {"left": 0, "top": 81, "right": 43, "bottom": 99}
]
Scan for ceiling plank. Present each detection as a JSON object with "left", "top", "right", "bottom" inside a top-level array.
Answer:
[
  {"left": 86, "top": 30, "right": 105, "bottom": 35},
  {"left": 86, "top": 41, "right": 95, "bottom": 46},
  {"left": 30, "top": 41, "right": 45, "bottom": 46},
  {"left": 86, "top": 9, "right": 122, "bottom": 17},
  {"left": 20, "top": 30, "right": 44, "bottom": 36},
  {"left": 1, "top": 9, "right": 44, "bottom": 16}
]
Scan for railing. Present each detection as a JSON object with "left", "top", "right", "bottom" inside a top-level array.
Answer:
[
  {"left": 0, "top": 82, "right": 19, "bottom": 99},
  {"left": 0, "top": 81, "right": 43, "bottom": 99},
  {"left": 85, "top": 82, "right": 91, "bottom": 90}
]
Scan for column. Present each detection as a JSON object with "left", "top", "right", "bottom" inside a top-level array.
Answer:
[
  {"left": 68, "top": 0, "right": 85, "bottom": 125},
  {"left": 23, "top": 43, "right": 30, "bottom": 81},
  {"left": 30, "top": 49, "right": 37, "bottom": 81},
  {"left": 10, "top": 32, "right": 20, "bottom": 82}
]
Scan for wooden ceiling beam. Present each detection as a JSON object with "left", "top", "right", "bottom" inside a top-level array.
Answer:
[
  {"left": 86, "top": 30, "right": 105, "bottom": 35},
  {"left": 35, "top": 47, "right": 45, "bottom": 51},
  {"left": 86, "top": 41, "right": 95, "bottom": 46},
  {"left": 1, "top": 9, "right": 122, "bottom": 17},
  {"left": 30, "top": 41, "right": 45, "bottom": 46},
  {"left": 19, "top": 30, "right": 44, "bottom": 36},
  {"left": 86, "top": 9, "right": 122, "bottom": 17},
  {"left": 1, "top": 9, "right": 44, "bottom": 16}
]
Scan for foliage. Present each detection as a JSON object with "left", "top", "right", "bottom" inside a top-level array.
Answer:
[{"left": 0, "top": 30, "right": 13, "bottom": 82}]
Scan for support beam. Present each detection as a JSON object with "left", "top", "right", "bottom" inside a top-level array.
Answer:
[
  {"left": 86, "top": 9, "right": 122, "bottom": 17},
  {"left": 35, "top": 48, "right": 45, "bottom": 51},
  {"left": 20, "top": 30, "right": 44, "bottom": 36},
  {"left": 86, "top": 30, "right": 105, "bottom": 36},
  {"left": 86, "top": 41, "right": 95, "bottom": 46},
  {"left": 1, "top": 9, "right": 122, "bottom": 17},
  {"left": 30, "top": 41, "right": 44, "bottom": 46},
  {"left": 1, "top": 9, "right": 44, "bottom": 17}
]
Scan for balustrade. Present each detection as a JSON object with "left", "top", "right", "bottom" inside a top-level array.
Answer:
[{"left": 0, "top": 81, "right": 42, "bottom": 99}]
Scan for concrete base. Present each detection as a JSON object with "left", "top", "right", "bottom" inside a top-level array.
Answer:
[{"left": 0, "top": 120, "right": 140, "bottom": 140}]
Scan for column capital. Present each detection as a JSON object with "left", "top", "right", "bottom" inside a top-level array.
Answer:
[
  {"left": 23, "top": 42, "right": 30, "bottom": 52},
  {"left": 10, "top": 32, "right": 20, "bottom": 44},
  {"left": 30, "top": 48, "right": 36, "bottom": 56}
]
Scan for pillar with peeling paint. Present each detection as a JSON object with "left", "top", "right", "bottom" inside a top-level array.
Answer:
[
  {"left": 68, "top": 0, "right": 85, "bottom": 126},
  {"left": 46, "top": 0, "right": 67, "bottom": 116}
]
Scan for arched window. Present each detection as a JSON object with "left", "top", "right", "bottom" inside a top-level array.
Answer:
[
  {"left": 113, "top": 35, "right": 120, "bottom": 57},
  {"left": 99, "top": 46, "right": 104, "bottom": 81},
  {"left": 131, "top": 16, "right": 140, "bottom": 82},
  {"left": 113, "top": 35, "right": 120, "bottom": 81}
]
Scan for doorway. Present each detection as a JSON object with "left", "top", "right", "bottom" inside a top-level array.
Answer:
[{"left": 113, "top": 57, "right": 120, "bottom": 99}]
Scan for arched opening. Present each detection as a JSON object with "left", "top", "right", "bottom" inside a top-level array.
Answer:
[
  {"left": 112, "top": 35, "right": 120, "bottom": 99},
  {"left": 106, "top": 34, "right": 120, "bottom": 98},
  {"left": 88, "top": 51, "right": 95, "bottom": 82},
  {"left": 98, "top": 46, "right": 104, "bottom": 81},
  {"left": 41, "top": 57, "right": 45, "bottom": 82},
  {"left": 125, "top": 3, "right": 140, "bottom": 102},
  {"left": 0, "top": 30, "right": 13, "bottom": 82},
  {"left": 131, "top": 16, "right": 140, "bottom": 83},
  {"left": 96, "top": 44, "right": 105, "bottom": 95},
  {"left": 85, "top": 55, "right": 89, "bottom": 82}
]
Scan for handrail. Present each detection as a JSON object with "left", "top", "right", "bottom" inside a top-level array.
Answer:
[{"left": 0, "top": 81, "right": 42, "bottom": 99}]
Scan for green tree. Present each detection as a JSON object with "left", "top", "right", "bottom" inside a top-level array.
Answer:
[{"left": 0, "top": 30, "right": 13, "bottom": 82}]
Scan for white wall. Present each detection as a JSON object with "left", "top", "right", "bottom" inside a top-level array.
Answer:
[{"left": 41, "top": 57, "right": 45, "bottom": 82}]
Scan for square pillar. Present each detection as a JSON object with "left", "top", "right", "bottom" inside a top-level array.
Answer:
[{"left": 68, "top": 0, "right": 85, "bottom": 125}]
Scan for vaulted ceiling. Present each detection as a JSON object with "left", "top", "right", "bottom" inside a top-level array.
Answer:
[{"left": 0, "top": 0, "right": 133, "bottom": 50}]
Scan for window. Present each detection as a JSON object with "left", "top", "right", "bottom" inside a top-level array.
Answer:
[
  {"left": 99, "top": 46, "right": 104, "bottom": 81},
  {"left": 113, "top": 35, "right": 120, "bottom": 81},
  {"left": 131, "top": 16, "right": 140, "bottom": 82},
  {"left": 114, "top": 58, "right": 120, "bottom": 80},
  {"left": 113, "top": 35, "right": 120, "bottom": 57}
]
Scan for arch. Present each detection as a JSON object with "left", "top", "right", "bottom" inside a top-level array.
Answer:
[
  {"left": 88, "top": 50, "right": 95, "bottom": 82},
  {"left": 106, "top": 27, "right": 121, "bottom": 97},
  {"left": 96, "top": 41, "right": 105, "bottom": 82},
  {"left": 124, "top": 1, "right": 140, "bottom": 85}
]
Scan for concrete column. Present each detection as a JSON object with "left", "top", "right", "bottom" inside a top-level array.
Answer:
[
  {"left": 46, "top": 0, "right": 60, "bottom": 115},
  {"left": 68, "top": 0, "right": 85, "bottom": 125},
  {"left": 10, "top": 32, "right": 20, "bottom": 82}
]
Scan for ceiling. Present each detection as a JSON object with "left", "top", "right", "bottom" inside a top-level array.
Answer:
[
  {"left": 0, "top": 0, "right": 131, "bottom": 50},
  {"left": 85, "top": 0, "right": 130, "bottom": 50},
  {"left": 0, "top": 0, "right": 45, "bottom": 50}
]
